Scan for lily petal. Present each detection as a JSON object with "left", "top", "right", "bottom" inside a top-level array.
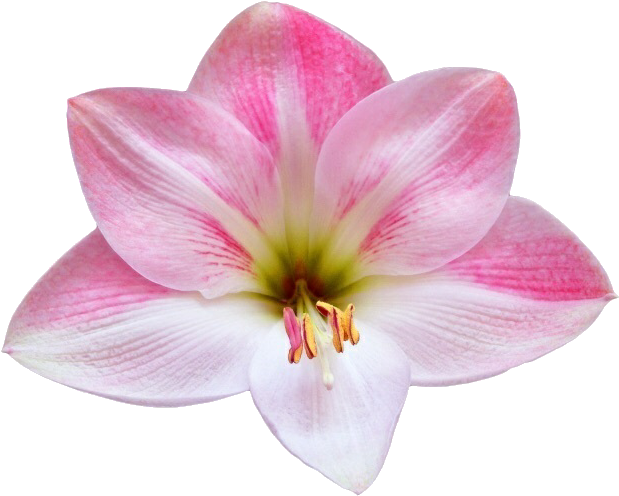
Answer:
[
  {"left": 311, "top": 68, "right": 519, "bottom": 289},
  {"left": 188, "top": 2, "right": 391, "bottom": 264},
  {"left": 3, "top": 231, "right": 281, "bottom": 406},
  {"left": 249, "top": 325, "right": 410, "bottom": 493},
  {"left": 340, "top": 197, "right": 614, "bottom": 386},
  {"left": 68, "top": 88, "right": 286, "bottom": 298}
]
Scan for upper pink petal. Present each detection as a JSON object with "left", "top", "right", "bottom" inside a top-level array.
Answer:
[
  {"left": 3, "top": 231, "right": 281, "bottom": 406},
  {"left": 68, "top": 88, "right": 286, "bottom": 297},
  {"left": 249, "top": 326, "right": 410, "bottom": 493},
  {"left": 188, "top": 2, "right": 392, "bottom": 263},
  {"left": 340, "top": 197, "right": 614, "bottom": 385},
  {"left": 311, "top": 68, "right": 519, "bottom": 288}
]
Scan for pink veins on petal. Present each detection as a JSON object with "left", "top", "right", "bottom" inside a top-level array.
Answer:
[{"left": 4, "top": 3, "right": 614, "bottom": 495}]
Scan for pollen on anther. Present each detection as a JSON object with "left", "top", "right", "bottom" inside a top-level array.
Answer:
[
  {"left": 316, "top": 300, "right": 361, "bottom": 353},
  {"left": 343, "top": 303, "right": 360, "bottom": 345},
  {"left": 329, "top": 307, "right": 345, "bottom": 353},
  {"left": 302, "top": 313, "right": 317, "bottom": 359}
]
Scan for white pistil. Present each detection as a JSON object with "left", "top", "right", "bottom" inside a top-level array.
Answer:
[{"left": 315, "top": 332, "right": 334, "bottom": 390}]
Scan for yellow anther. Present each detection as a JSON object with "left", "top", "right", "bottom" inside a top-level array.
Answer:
[
  {"left": 302, "top": 313, "right": 317, "bottom": 359},
  {"left": 343, "top": 304, "right": 360, "bottom": 345},
  {"left": 316, "top": 300, "right": 361, "bottom": 353},
  {"left": 316, "top": 301, "right": 334, "bottom": 317},
  {"left": 328, "top": 307, "right": 345, "bottom": 353},
  {"left": 290, "top": 344, "right": 303, "bottom": 364}
]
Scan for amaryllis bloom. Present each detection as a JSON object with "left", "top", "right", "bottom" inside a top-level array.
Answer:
[{"left": 3, "top": 2, "right": 615, "bottom": 493}]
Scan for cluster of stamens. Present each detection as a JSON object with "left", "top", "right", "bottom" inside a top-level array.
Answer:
[{"left": 283, "top": 281, "right": 360, "bottom": 390}]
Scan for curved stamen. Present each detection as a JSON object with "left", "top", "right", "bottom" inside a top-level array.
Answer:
[
  {"left": 282, "top": 280, "right": 360, "bottom": 390},
  {"left": 283, "top": 307, "right": 303, "bottom": 364}
]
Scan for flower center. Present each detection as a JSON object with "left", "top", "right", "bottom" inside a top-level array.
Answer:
[{"left": 283, "top": 280, "right": 360, "bottom": 390}]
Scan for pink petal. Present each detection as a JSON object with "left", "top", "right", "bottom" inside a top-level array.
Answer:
[
  {"left": 249, "top": 326, "right": 410, "bottom": 493},
  {"left": 311, "top": 68, "right": 519, "bottom": 288},
  {"left": 342, "top": 197, "right": 614, "bottom": 385},
  {"left": 68, "top": 87, "right": 285, "bottom": 298},
  {"left": 188, "top": 2, "right": 391, "bottom": 262},
  {"left": 3, "top": 231, "right": 281, "bottom": 406}
]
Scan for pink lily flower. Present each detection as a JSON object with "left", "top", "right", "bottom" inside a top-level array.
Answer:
[{"left": 3, "top": 2, "right": 614, "bottom": 493}]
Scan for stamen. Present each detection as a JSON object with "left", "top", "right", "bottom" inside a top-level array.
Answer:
[
  {"left": 317, "top": 300, "right": 354, "bottom": 352},
  {"left": 282, "top": 281, "right": 360, "bottom": 390},
  {"left": 283, "top": 307, "right": 303, "bottom": 364},
  {"left": 343, "top": 303, "right": 360, "bottom": 345},
  {"left": 302, "top": 313, "right": 317, "bottom": 359},
  {"left": 315, "top": 301, "right": 334, "bottom": 317},
  {"left": 328, "top": 307, "right": 345, "bottom": 353}
]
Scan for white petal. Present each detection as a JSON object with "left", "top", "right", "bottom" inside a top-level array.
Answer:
[
  {"left": 249, "top": 326, "right": 410, "bottom": 493},
  {"left": 4, "top": 231, "right": 281, "bottom": 406},
  {"left": 338, "top": 198, "right": 614, "bottom": 385},
  {"left": 348, "top": 278, "right": 612, "bottom": 385}
]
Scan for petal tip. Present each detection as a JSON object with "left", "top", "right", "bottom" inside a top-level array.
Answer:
[
  {"left": 464, "top": 69, "right": 514, "bottom": 101},
  {"left": 67, "top": 91, "right": 100, "bottom": 116},
  {"left": 67, "top": 95, "right": 89, "bottom": 120},
  {"left": 486, "top": 70, "right": 515, "bottom": 97},
  {"left": 351, "top": 483, "right": 370, "bottom": 495},
  {"left": 67, "top": 95, "right": 83, "bottom": 112}
]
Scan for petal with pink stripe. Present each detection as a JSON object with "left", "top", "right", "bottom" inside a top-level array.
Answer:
[
  {"left": 188, "top": 3, "right": 392, "bottom": 263},
  {"left": 3, "top": 231, "right": 281, "bottom": 406},
  {"left": 338, "top": 197, "right": 614, "bottom": 385},
  {"left": 68, "top": 88, "right": 286, "bottom": 298},
  {"left": 311, "top": 68, "right": 520, "bottom": 290}
]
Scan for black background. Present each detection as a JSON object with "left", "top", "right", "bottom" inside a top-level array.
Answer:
[{"left": 6, "top": 3, "right": 618, "bottom": 494}]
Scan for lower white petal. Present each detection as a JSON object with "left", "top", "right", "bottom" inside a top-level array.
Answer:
[
  {"left": 347, "top": 277, "right": 612, "bottom": 385},
  {"left": 4, "top": 231, "right": 281, "bottom": 406},
  {"left": 339, "top": 197, "right": 614, "bottom": 385},
  {"left": 249, "top": 326, "right": 410, "bottom": 493}
]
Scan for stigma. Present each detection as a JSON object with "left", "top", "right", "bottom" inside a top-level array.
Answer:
[{"left": 282, "top": 282, "right": 361, "bottom": 390}]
